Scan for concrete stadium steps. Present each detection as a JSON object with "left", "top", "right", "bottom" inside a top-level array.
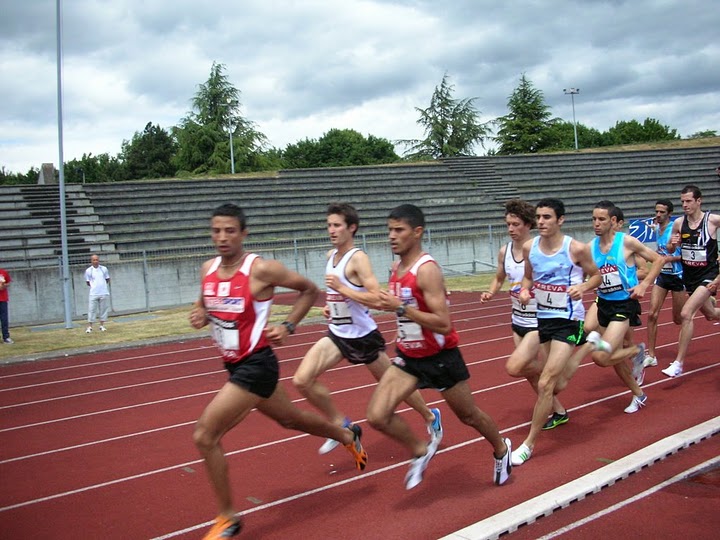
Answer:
[
  {"left": 3, "top": 145, "right": 719, "bottom": 267},
  {"left": 0, "top": 184, "right": 116, "bottom": 268}
]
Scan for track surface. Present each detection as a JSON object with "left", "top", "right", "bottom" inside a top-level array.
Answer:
[{"left": 1, "top": 291, "right": 718, "bottom": 539}]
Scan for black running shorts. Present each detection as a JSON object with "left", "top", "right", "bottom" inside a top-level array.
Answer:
[
  {"left": 224, "top": 347, "right": 279, "bottom": 399},
  {"left": 596, "top": 297, "right": 642, "bottom": 328},
  {"left": 537, "top": 318, "right": 586, "bottom": 346},
  {"left": 328, "top": 328, "right": 386, "bottom": 365},
  {"left": 391, "top": 347, "right": 470, "bottom": 391}
]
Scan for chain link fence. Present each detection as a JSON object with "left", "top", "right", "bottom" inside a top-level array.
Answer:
[{"left": 7, "top": 223, "right": 596, "bottom": 326}]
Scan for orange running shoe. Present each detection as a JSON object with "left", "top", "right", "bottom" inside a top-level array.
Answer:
[
  {"left": 344, "top": 424, "right": 368, "bottom": 471},
  {"left": 202, "top": 515, "right": 242, "bottom": 539}
]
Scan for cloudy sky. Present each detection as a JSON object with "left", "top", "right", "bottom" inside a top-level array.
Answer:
[{"left": 2, "top": 0, "right": 719, "bottom": 174}]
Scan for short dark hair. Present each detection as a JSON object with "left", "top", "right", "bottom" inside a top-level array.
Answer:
[
  {"left": 536, "top": 198, "right": 565, "bottom": 219},
  {"left": 504, "top": 199, "right": 536, "bottom": 228},
  {"left": 212, "top": 203, "right": 247, "bottom": 230},
  {"left": 388, "top": 204, "right": 425, "bottom": 228},
  {"left": 681, "top": 185, "right": 702, "bottom": 199},
  {"left": 327, "top": 202, "right": 360, "bottom": 235},
  {"left": 655, "top": 199, "right": 674, "bottom": 213}
]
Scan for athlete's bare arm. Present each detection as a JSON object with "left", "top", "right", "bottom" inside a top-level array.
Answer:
[
  {"left": 189, "top": 259, "right": 214, "bottom": 329},
  {"left": 569, "top": 240, "right": 601, "bottom": 299},
  {"left": 252, "top": 258, "right": 319, "bottom": 344},
  {"left": 624, "top": 235, "right": 665, "bottom": 298},
  {"left": 480, "top": 245, "right": 508, "bottom": 303}
]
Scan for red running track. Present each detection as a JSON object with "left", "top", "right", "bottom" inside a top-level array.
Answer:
[{"left": 0, "top": 291, "right": 718, "bottom": 539}]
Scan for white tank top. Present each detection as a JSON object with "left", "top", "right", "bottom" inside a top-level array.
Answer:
[
  {"left": 326, "top": 248, "right": 378, "bottom": 338},
  {"left": 503, "top": 242, "right": 537, "bottom": 328}
]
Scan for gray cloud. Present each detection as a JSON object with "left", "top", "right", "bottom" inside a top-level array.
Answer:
[{"left": 1, "top": 0, "right": 719, "bottom": 173}]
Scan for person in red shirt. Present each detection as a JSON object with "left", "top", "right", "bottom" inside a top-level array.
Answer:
[
  {"left": 0, "top": 268, "right": 12, "bottom": 344},
  {"left": 189, "top": 203, "right": 367, "bottom": 540},
  {"left": 366, "top": 204, "right": 511, "bottom": 490}
]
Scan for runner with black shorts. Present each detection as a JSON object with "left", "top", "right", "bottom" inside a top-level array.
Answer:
[
  {"left": 293, "top": 203, "right": 440, "bottom": 456},
  {"left": 662, "top": 186, "right": 720, "bottom": 378},
  {"left": 190, "top": 204, "right": 368, "bottom": 540},
  {"left": 368, "top": 204, "right": 511, "bottom": 490}
]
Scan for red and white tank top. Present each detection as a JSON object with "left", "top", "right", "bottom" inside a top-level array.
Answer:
[
  {"left": 202, "top": 254, "right": 271, "bottom": 363},
  {"left": 388, "top": 253, "right": 459, "bottom": 358}
]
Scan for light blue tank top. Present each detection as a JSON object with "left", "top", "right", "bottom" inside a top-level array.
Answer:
[
  {"left": 655, "top": 221, "right": 683, "bottom": 276},
  {"left": 591, "top": 232, "right": 637, "bottom": 301},
  {"left": 529, "top": 235, "right": 586, "bottom": 321}
]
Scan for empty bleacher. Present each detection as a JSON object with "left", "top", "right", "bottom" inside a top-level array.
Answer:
[{"left": 2, "top": 145, "right": 719, "bottom": 269}]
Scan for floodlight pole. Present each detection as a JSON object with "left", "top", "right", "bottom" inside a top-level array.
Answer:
[
  {"left": 57, "top": 0, "right": 73, "bottom": 328},
  {"left": 226, "top": 98, "right": 235, "bottom": 174},
  {"left": 563, "top": 87, "right": 580, "bottom": 150}
]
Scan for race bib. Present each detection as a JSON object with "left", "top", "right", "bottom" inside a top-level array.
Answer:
[
  {"left": 681, "top": 245, "right": 708, "bottom": 267},
  {"left": 328, "top": 299, "right": 352, "bottom": 325},
  {"left": 534, "top": 282, "right": 569, "bottom": 311},
  {"left": 211, "top": 324, "right": 239, "bottom": 351},
  {"left": 599, "top": 265, "right": 623, "bottom": 294}
]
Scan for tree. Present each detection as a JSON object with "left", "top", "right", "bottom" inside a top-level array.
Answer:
[
  {"left": 542, "top": 120, "right": 604, "bottom": 151},
  {"left": 602, "top": 118, "right": 680, "bottom": 145},
  {"left": 173, "top": 62, "right": 268, "bottom": 174},
  {"left": 687, "top": 130, "right": 717, "bottom": 139},
  {"left": 399, "top": 73, "right": 488, "bottom": 160},
  {"left": 121, "top": 122, "right": 177, "bottom": 179},
  {"left": 493, "top": 74, "right": 554, "bottom": 154},
  {"left": 282, "top": 128, "right": 399, "bottom": 168}
]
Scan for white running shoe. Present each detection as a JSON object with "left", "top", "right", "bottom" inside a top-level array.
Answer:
[
  {"left": 85, "top": 327, "right": 92, "bottom": 334},
  {"left": 632, "top": 343, "right": 646, "bottom": 382},
  {"left": 494, "top": 438, "right": 512, "bottom": 485},
  {"left": 586, "top": 330, "right": 612, "bottom": 353},
  {"left": 100, "top": 325, "right": 106, "bottom": 332},
  {"left": 318, "top": 417, "right": 351, "bottom": 455},
  {"left": 661, "top": 360, "right": 683, "bottom": 378},
  {"left": 511, "top": 443, "right": 532, "bottom": 466},
  {"left": 643, "top": 354, "right": 658, "bottom": 367},
  {"left": 624, "top": 393, "right": 648, "bottom": 414},
  {"left": 426, "top": 408, "right": 444, "bottom": 446},
  {"left": 405, "top": 438, "right": 439, "bottom": 490}
]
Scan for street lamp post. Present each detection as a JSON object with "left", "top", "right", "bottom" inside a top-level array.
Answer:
[
  {"left": 226, "top": 98, "right": 235, "bottom": 175},
  {"left": 563, "top": 87, "right": 580, "bottom": 150}
]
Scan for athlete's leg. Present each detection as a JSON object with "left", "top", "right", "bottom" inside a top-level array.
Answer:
[
  {"left": 442, "top": 380, "right": 506, "bottom": 456},
  {"left": 366, "top": 365, "right": 427, "bottom": 457},
  {"left": 292, "top": 337, "right": 345, "bottom": 424},
  {"left": 366, "top": 352, "right": 434, "bottom": 424},
  {"left": 647, "top": 285, "right": 669, "bottom": 358},
  {"left": 522, "top": 339, "right": 574, "bottom": 451},
  {"left": 506, "top": 330, "right": 565, "bottom": 414},
  {"left": 193, "top": 382, "right": 261, "bottom": 519}
]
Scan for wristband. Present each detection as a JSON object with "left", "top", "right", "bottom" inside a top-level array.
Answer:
[{"left": 281, "top": 321, "right": 296, "bottom": 334}]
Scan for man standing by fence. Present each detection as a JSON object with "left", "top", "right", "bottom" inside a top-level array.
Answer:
[{"left": 85, "top": 254, "right": 111, "bottom": 333}]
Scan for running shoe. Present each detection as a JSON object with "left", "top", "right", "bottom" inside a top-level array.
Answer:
[
  {"left": 3, "top": 338, "right": 13, "bottom": 344},
  {"left": 426, "top": 408, "right": 444, "bottom": 445},
  {"left": 344, "top": 424, "right": 368, "bottom": 471},
  {"left": 100, "top": 325, "right": 106, "bottom": 332},
  {"left": 632, "top": 343, "right": 646, "bottom": 382},
  {"left": 586, "top": 330, "right": 612, "bottom": 353},
  {"left": 85, "top": 327, "right": 92, "bottom": 334},
  {"left": 318, "top": 417, "right": 351, "bottom": 455},
  {"left": 661, "top": 360, "right": 683, "bottom": 378},
  {"left": 643, "top": 354, "right": 658, "bottom": 367},
  {"left": 542, "top": 411, "right": 569, "bottom": 430},
  {"left": 624, "top": 393, "right": 648, "bottom": 414},
  {"left": 202, "top": 515, "right": 242, "bottom": 540},
  {"left": 511, "top": 443, "right": 532, "bottom": 466},
  {"left": 494, "top": 438, "right": 512, "bottom": 485},
  {"left": 405, "top": 438, "right": 439, "bottom": 490},
  {"left": 635, "top": 368, "right": 645, "bottom": 386}
]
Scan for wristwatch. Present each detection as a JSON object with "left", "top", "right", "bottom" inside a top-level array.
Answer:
[
  {"left": 395, "top": 304, "right": 407, "bottom": 317},
  {"left": 281, "top": 321, "right": 296, "bottom": 334}
]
